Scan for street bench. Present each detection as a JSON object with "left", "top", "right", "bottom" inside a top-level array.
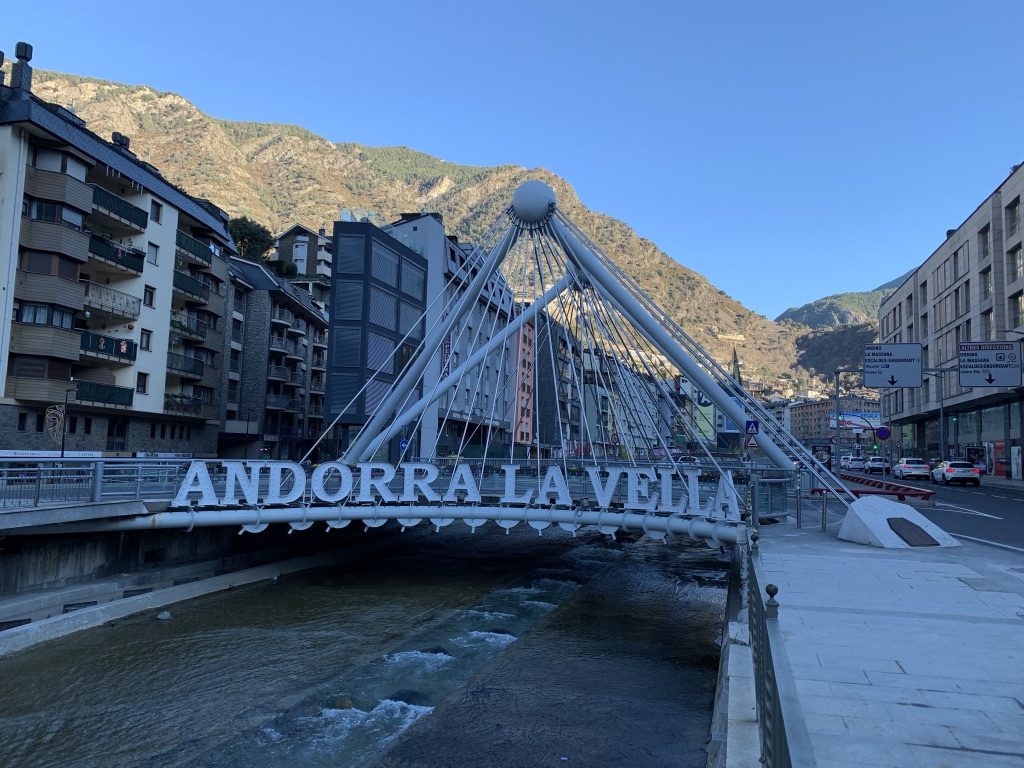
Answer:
[{"left": 810, "top": 487, "right": 934, "bottom": 502}]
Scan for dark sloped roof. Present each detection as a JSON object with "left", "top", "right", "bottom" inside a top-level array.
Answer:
[{"left": 229, "top": 257, "right": 327, "bottom": 325}]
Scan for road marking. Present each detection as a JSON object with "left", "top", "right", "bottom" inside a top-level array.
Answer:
[
  {"left": 990, "top": 495, "right": 1008, "bottom": 499},
  {"left": 952, "top": 534, "right": 1024, "bottom": 554},
  {"left": 933, "top": 502, "right": 1003, "bottom": 520}
]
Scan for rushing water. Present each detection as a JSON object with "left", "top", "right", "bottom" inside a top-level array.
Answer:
[{"left": 0, "top": 526, "right": 728, "bottom": 767}]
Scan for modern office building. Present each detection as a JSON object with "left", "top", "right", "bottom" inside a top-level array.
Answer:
[
  {"left": 327, "top": 213, "right": 525, "bottom": 460},
  {"left": 221, "top": 257, "right": 329, "bottom": 461},
  {"left": 0, "top": 43, "right": 236, "bottom": 456},
  {"left": 879, "top": 162, "right": 1024, "bottom": 478}
]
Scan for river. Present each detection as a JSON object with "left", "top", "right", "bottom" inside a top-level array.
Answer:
[{"left": 0, "top": 526, "right": 728, "bottom": 767}]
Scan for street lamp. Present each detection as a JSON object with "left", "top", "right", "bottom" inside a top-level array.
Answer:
[
  {"left": 61, "top": 380, "right": 77, "bottom": 458},
  {"left": 926, "top": 366, "right": 956, "bottom": 461}
]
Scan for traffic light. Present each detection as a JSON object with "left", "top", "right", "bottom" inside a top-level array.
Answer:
[{"left": 872, "top": 442, "right": 878, "bottom": 450}]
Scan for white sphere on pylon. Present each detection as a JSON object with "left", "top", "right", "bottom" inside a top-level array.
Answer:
[{"left": 511, "top": 180, "right": 556, "bottom": 225}]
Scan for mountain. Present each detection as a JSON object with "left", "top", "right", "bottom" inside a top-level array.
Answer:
[
  {"left": 774, "top": 270, "right": 913, "bottom": 330},
  {"left": 28, "top": 68, "right": 826, "bottom": 392}
]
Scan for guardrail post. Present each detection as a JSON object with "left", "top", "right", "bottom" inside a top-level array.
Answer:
[
  {"left": 92, "top": 461, "right": 105, "bottom": 502},
  {"left": 752, "top": 478, "right": 760, "bottom": 529},
  {"left": 34, "top": 468, "right": 42, "bottom": 506},
  {"left": 820, "top": 489, "right": 828, "bottom": 532},
  {"left": 795, "top": 473, "right": 802, "bottom": 528}
]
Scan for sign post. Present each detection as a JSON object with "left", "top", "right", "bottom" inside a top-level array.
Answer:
[
  {"left": 863, "top": 343, "right": 923, "bottom": 388},
  {"left": 957, "top": 342, "right": 1023, "bottom": 388}
]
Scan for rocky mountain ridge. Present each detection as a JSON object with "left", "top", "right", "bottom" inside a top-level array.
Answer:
[{"left": 23, "top": 67, "right": 872, "bottom": 394}]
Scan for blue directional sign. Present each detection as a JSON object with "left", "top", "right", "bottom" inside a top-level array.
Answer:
[
  {"left": 399, "top": 438, "right": 409, "bottom": 451},
  {"left": 745, "top": 420, "right": 760, "bottom": 435}
]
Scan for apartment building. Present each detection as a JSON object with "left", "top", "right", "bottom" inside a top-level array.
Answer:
[
  {"left": 267, "top": 224, "right": 332, "bottom": 312},
  {"left": 879, "top": 162, "right": 1024, "bottom": 477},
  {"left": 221, "top": 258, "right": 329, "bottom": 461},
  {"left": 0, "top": 43, "right": 235, "bottom": 456},
  {"left": 787, "top": 396, "right": 880, "bottom": 448},
  {"left": 327, "top": 213, "right": 525, "bottom": 460}
]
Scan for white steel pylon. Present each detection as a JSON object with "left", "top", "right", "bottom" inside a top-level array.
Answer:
[{"left": 311, "top": 180, "right": 852, "bottom": 506}]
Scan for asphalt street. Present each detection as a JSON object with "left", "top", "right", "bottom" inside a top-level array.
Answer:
[{"left": 845, "top": 472, "right": 1024, "bottom": 551}]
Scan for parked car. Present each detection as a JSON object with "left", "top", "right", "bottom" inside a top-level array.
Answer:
[
  {"left": 839, "top": 455, "right": 853, "bottom": 469},
  {"left": 931, "top": 460, "right": 982, "bottom": 486},
  {"left": 893, "top": 457, "right": 930, "bottom": 480},
  {"left": 670, "top": 454, "right": 701, "bottom": 466},
  {"left": 865, "top": 456, "right": 890, "bottom": 474},
  {"left": 845, "top": 456, "right": 866, "bottom": 471}
]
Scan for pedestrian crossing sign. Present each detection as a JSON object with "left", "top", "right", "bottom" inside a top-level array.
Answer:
[
  {"left": 744, "top": 435, "right": 759, "bottom": 449},
  {"left": 745, "top": 420, "right": 759, "bottom": 435}
]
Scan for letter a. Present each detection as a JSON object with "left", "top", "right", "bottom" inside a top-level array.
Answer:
[{"left": 173, "top": 461, "right": 219, "bottom": 507}]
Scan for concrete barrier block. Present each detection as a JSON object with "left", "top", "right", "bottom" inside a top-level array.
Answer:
[{"left": 838, "top": 496, "right": 960, "bottom": 548}]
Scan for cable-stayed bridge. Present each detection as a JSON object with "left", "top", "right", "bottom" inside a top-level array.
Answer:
[{"left": 0, "top": 181, "right": 853, "bottom": 544}]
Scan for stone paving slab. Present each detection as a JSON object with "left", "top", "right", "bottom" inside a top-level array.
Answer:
[{"left": 755, "top": 521, "right": 1024, "bottom": 766}]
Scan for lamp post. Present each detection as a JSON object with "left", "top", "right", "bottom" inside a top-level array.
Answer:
[
  {"left": 926, "top": 366, "right": 956, "bottom": 461},
  {"left": 61, "top": 381, "right": 77, "bottom": 458},
  {"left": 245, "top": 407, "right": 254, "bottom": 460}
]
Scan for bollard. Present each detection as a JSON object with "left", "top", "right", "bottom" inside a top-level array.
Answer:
[
  {"left": 765, "top": 583, "right": 779, "bottom": 619},
  {"left": 91, "top": 461, "right": 105, "bottom": 502},
  {"left": 795, "top": 475, "right": 802, "bottom": 528},
  {"left": 820, "top": 489, "right": 828, "bottom": 532}
]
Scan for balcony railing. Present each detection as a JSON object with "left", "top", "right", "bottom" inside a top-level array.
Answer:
[
  {"left": 268, "top": 365, "right": 290, "bottom": 380},
  {"left": 229, "top": 359, "right": 241, "bottom": 374},
  {"left": 88, "top": 234, "right": 146, "bottom": 273},
  {"left": 175, "top": 230, "right": 213, "bottom": 265},
  {"left": 166, "top": 351, "right": 205, "bottom": 377},
  {"left": 266, "top": 394, "right": 302, "bottom": 411},
  {"left": 272, "top": 308, "right": 294, "bottom": 325},
  {"left": 173, "top": 270, "right": 210, "bottom": 302},
  {"left": 311, "top": 331, "right": 328, "bottom": 346},
  {"left": 76, "top": 379, "right": 134, "bottom": 407},
  {"left": 82, "top": 281, "right": 142, "bottom": 320},
  {"left": 170, "top": 311, "right": 208, "bottom": 341},
  {"left": 80, "top": 330, "right": 137, "bottom": 362},
  {"left": 164, "top": 393, "right": 202, "bottom": 415},
  {"left": 310, "top": 379, "right": 325, "bottom": 393},
  {"left": 91, "top": 185, "right": 148, "bottom": 230},
  {"left": 311, "top": 356, "right": 326, "bottom": 369},
  {"left": 269, "top": 337, "right": 295, "bottom": 355}
]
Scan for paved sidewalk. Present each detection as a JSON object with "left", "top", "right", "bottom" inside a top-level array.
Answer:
[{"left": 754, "top": 520, "right": 1024, "bottom": 767}]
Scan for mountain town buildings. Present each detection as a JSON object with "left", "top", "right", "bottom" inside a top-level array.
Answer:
[
  {"left": 0, "top": 43, "right": 237, "bottom": 456},
  {"left": 879, "top": 162, "right": 1024, "bottom": 478}
]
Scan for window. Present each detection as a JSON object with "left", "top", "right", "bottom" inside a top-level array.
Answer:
[
  {"left": 981, "top": 268, "right": 993, "bottom": 300},
  {"left": 17, "top": 303, "right": 73, "bottom": 329},
  {"left": 17, "top": 413, "right": 26, "bottom": 432},
  {"left": 978, "top": 225, "right": 991, "bottom": 260},
  {"left": 35, "top": 413, "right": 44, "bottom": 432},
  {"left": 1009, "top": 246, "right": 1024, "bottom": 283},
  {"left": 136, "top": 372, "right": 149, "bottom": 394},
  {"left": 143, "top": 285, "right": 155, "bottom": 307},
  {"left": 1006, "top": 197, "right": 1020, "bottom": 239},
  {"left": 68, "top": 416, "right": 77, "bottom": 434},
  {"left": 150, "top": 201, "right": 162, "bottom": 224},
  {"left": 160, "top": 424, "right": 167, "bottom": 439},
  {"left": 1011, "top": 292, "right": 1024, "bottom": 329},
  {"left": 150, "top": 422, "right": 157, "bottom": 439},
  {"left": 982, "top": 310, "right": 994, "bottom": 340},
  {"left": 140, "top": 329, "right": 152, "bottom": 351},
  {"left": 84, "top": 417, "right": 91, "bottom": 435},
  {"left": 147, "top": 242, "right": 159, "bottom": 265}
]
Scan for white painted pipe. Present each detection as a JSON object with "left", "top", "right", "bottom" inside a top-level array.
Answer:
[{"left": 14, "top": 505, "right": 740, "bottom": 544}]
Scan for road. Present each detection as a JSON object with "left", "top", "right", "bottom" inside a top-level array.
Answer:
[{"left": 845, "top": 472, "right": 1024, "bottom": 551}]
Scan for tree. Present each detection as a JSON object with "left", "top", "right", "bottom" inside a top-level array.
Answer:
[{"left": 228, "top": 216, "right": 274, "bottom": 261}]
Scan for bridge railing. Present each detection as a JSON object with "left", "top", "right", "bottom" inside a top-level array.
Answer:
[{"left": 746, "top": 543, "right": 815, "bottom": 768}]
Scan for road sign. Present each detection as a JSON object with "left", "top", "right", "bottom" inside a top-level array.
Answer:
[
  {"left": 957, "top": 341, "right": 1023, "bottom": 387},
  {"left": 744, "top": 435, "right": 759, "bottom": 449},
  {"left": 611, "top": 434, "right": 620, "bottom": 445},
  {"left": 863, "top": 343, "right": 923, "bottom": 388},
  {"left": 745, "top": 419, "right": 759, "bottom": 435},
  {"left": 399, "top": 438, "right": 409, "bottom": 451},
  {"left": 875, "top": 426, "right": 891, "bottom": 441}
]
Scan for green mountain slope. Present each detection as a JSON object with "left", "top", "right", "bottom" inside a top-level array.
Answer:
[
  {"left": 29, "top": 69, "right": 828, "bottom": 391},
  {"left": 775, "top": 270, "right": 913, "bottom": 330}
]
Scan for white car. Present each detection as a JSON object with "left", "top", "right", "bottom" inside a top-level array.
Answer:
[
  {"left": 931, "top": 460, "right": 982, "bottom": 486},
  {"left": 893, "top": 458, "right": 930, "bottom": 480},
  {"left": 845, "top": 456, "right": 866, "bottom": 471},
  {"left": 865, "top": 456, "right": 890, "bottom": 474}
]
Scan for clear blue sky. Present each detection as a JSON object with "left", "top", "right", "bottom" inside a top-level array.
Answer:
[{"left": 8, "top": 1, "right": 1024, "bottom": 319}]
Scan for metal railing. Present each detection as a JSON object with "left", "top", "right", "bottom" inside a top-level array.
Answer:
[
  {"left": 175, "top": 229, "right": 213, "bottom": 265},
  {"left": 76, "top": 379, "right": 135, "bottom": 406},
  {"left": 170, "top": 311, "right": 208, "bottom": 340},
  {"left": 269, "top": 337, "right": 295, "bottom": 355},
  {"left": 88, "top": 233, "right": 145, "bottom": 272},
  {"left": 82, "top": 281, "right": 142, "bottom": 320},
  {"left": 747, "top": 544, "right": 814, "bottom": 768},
  {"left": 80, "top": 330, "right": 138, "bottom": 362},
  {"left": 173, "top": 270, "right": 210, "bottom": 302},
  {"left": 91, "top": 185, "right": 148, "bottom": 230},
  {"left": 167, "top": 351, "right": 205, "bottom": 377}
]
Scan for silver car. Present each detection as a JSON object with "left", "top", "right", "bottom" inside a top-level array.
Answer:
[
  {"left": 893, "top": 458, "right": 930, "bottom": 480},
  {"left": 930, "top": 460, "right": 982, "bottom": 486}
]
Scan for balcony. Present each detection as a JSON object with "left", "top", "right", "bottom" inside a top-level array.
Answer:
[
  {"left": 272, "top": 308, "right": 294, "bottom": 327},
  {"left": 164, "top": 393, "right": 202, "bottom": 416},
  {"left": 175, "top": 230, "right": 213, "bottom": 266},
  {"left": 266, "top": 394, "right": 301, "bottom": 411},
  {"left": 88, "top": 234, "right": 146, "bottom": 274},
  {"left": 310, "top": 379, "right": 325, "bottom": 393},
  {"left": 82, "top": 281, "right": 142, "bottom": 321},
  {"left": 173, "top": 270, "right": 210, "bottom": 303},
  {"left": 166, "top": 351, "right": 205, "bottom": 379},
  {"left": 311, "top": 355, "right": 326, "bottom": 371},
  {"left": 269, "top": 337, "right": 295, "bottom": 356},
  {"left": 80, "top": 330, "right": 138, "bottom": 363},
  {"left": 268, "top": 365, "right": 290, "bottom": 381},
  {"left": 9, "top": 324, "right": 81, "bottom": 361},
  {"left": 75, "top": 379, "right": 135, "bottom": 407},
  {"left": 311, "top": 331, "right": 328, "bottom": 348},
  {"left": 91, "top": 185, "right": 148, "bottom": 231},
  {"left": 170, "top": 311, "right": 208, "bottom": 342},
  {"left": 20, "top": 218, "right": 89, "bottom": 261}
]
